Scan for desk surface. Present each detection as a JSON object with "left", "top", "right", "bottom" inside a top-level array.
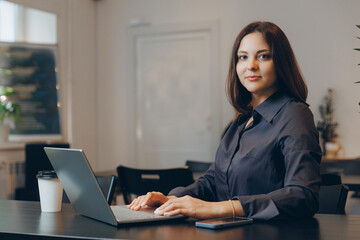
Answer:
[{"left": 1, "top": 200, "right": 360, "bottom": 240}]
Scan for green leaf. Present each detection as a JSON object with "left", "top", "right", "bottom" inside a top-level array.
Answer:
[
  {"left": 355, "top": 81, "right": 360, "bottom": 84},
  {"left": 354, "top": 48, "right": 360, "bottom": 51},
  {"left": 0, "top": 86, "right": 15, "bottom": 96},
  {"left": 357, "top": 25, "right": 360, "bottom": 29}
]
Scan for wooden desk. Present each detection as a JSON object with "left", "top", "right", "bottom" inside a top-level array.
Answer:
[
  {"left": 322, "top": 157, "right": 359, "bottom": 162},
  {"left": 321, "top": 158, "right": 360, "bottom": 175},
  {"left": 1, "top": 200, "right": 360, "bottom": 240}
]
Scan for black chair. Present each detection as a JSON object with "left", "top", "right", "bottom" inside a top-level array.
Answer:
[
  {"left": 185, "top": 160, "right": 212, "bottom": 173},
  {"left": 96, "top": 175, "right": 118, "bottom": 205},
  {"left": 117, "top": 165, "right": 194, "bottom": 205},
  {"left": 318, "top": 184, "right": 349, "bottom": 214},
  {"left": 321, "top": 172, "right": 342, "bottom": 186},
  {"left": 62, "top": 175, "right": 118, "bottom": 205},
  {"left": 15, "top": 143, "right": 70, "bottom": 201},
  {"left": 318, "top": 173, "right": 348, "bottom": 214}
]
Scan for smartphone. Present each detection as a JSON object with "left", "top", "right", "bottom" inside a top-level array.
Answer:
[{"left": 195, "top": 217, "right": 253, "bottom": 229}]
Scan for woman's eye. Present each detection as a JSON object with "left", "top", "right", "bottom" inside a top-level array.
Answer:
[
  {"left": 258, "top": 54, "right": 271, "bottom": 60},
  {"left": 238, "top": 55, "right": 247, "bottom": 60}
]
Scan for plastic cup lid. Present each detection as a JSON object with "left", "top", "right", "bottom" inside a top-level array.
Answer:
[{"left": 36, "top": 170, "right": 58, "bottom": 179}]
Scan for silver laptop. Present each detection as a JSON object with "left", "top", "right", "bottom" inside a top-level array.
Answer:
[{"left": 44, "top": 147, "right": 186, "bottom": 226}]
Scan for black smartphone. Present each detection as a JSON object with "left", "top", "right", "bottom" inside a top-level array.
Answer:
[{"left": 195, "top": 217, "right": 253, "bottom": 229}]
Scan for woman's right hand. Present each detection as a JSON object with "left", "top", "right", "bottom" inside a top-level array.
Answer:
[{"left": 128, "top": 192, "right": 175, "bottom": 211}]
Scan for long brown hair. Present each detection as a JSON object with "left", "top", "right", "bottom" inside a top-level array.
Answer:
[{"left": 226, "top": 21, "right": 308, "bottom": 114}]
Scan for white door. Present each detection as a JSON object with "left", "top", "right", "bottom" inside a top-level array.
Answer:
[{"left": 130, "top": 24, "right": 220, "bottom": 168}]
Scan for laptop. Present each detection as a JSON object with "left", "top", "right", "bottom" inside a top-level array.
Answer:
[{"left": 44, "top": 147, "right": 186, "bottom": 226}]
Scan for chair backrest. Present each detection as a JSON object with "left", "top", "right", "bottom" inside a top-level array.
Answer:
[
  {"left": 318, "top": 184, "right": 349, "bottom": 214},
  {"left": 185, "top": 160, "right": 212, "bottom": 173},
  {"left": 321, "top": 172, "right": 342, "bottom": 186},
  {"left": 25, "top": 143, "right": 70, "bottom": 189},
  {"left": 62, "top": 175, "right": 118, "bottom": 205},
  {"left": 117, "top": 165, "right": 194, "bottom": 204},
  {"left": 96, "top": 175, "right": 118, "bottom": 205},
  {"left": 16, "top": 143, "right": 69, "bottom": 201}
]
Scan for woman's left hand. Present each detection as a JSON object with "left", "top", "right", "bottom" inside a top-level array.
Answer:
[{"left": 154, "top": 195, "right": 232, "bottom": 219}]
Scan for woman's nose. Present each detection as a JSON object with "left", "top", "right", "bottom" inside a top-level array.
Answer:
[{"left": 247, "top": 58, "right": 258, "bottom": 71}]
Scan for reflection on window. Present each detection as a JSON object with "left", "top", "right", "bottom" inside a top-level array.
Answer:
[{"left": 0, "top": 0, "right": 56, "bottom": 44}]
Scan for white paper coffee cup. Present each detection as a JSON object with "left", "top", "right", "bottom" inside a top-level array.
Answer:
[{"left": 37, "top": 170, "right": 63, "bottom": 212}]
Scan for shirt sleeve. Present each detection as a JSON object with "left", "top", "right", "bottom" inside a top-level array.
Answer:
[
  {"left": 168, "top": 163, "right": 217, "bottom": 201},
  {"left": 235, "top": 104, "right": 322, "bottom": 220}
]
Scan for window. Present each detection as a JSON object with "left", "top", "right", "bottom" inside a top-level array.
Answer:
[
  {"left": 0, "top": 0, "right": 61, "bottom": 141},
  {"left": 0, "top": 0, "right": 56, "bottom": 44}
]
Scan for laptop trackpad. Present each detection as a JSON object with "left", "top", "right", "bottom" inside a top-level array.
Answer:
[{"left": 110, "top": 205, "right": 184, "bottom": 222}]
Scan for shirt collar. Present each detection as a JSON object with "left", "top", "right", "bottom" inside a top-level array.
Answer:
[{"left": 253, "top": 91, "right": 292, "bottom": 123}]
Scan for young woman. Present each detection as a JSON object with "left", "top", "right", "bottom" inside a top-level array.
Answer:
[{"left": 128, "top": 21, "right": 321, "bottom": 220}]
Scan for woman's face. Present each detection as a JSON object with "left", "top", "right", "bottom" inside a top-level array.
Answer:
[{"left": 236, "top": 32, "right": 278, "bottom": 101}]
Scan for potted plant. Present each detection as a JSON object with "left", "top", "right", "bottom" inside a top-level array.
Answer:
[
  {"left": 317, "top": 89, "right": 340, "bottom": 157},
  {"left": 0, "top": 86, "right": 21, "bottom": 143}
]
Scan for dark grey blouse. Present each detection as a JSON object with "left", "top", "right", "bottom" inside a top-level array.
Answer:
[{"left": 169, "top": 91, "right": 322, "bottom": 220}]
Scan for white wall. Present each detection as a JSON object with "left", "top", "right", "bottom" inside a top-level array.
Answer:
[
  {"left": 67, "top": 0, "right": 98, "bottom": 168},
  {"left": 96, "top": 0, "right": 360, "bottom": 171}
]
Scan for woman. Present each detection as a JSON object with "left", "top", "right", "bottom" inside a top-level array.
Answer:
[{"left": 129, "top": 21, "right": 321, "bottom": 220}]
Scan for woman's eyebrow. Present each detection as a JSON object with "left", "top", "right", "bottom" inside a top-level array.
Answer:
[
  {"left": 257, "top": 49, "right": 271, "bottom": 53},
  {"left": 237, "top": 49, "right": 270, "bottom": 55}
]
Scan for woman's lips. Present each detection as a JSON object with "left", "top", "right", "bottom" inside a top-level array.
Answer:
[{"left": 246, "top": 76, "right": 262, "bottom": 81}]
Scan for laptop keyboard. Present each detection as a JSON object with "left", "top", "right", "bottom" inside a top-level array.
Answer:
[{"left": 110, "top": 205, "right": 166, "bottom": 221}]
